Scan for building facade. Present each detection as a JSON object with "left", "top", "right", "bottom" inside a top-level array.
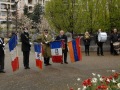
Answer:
[
  {"left": 0, "top": 0, "right": 16, "bottom": 24},
  {"left": 0, "top": 0, "right": 50, "bottom": 26}
]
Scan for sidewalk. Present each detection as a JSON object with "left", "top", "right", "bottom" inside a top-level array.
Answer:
[{"left": 0, "top": 45, "right": 120, "bottom": 90}]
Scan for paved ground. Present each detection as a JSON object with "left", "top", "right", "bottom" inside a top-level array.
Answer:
[{"left": 0, "top": 45, "right": 120, "bottom": 90}]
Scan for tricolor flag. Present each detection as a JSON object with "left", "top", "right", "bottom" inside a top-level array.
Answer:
[
  {"left": 68, "top": 37, "right": 82, "bottom": 62},
  {"left": 50, "top": 41, "right": 63, "bottom": 63},
  {"left": 8, "top": 35, "right": 19, "bottom": 72},
  {"left": 34, "top": 43, "right": 43, "bottom": 69}
]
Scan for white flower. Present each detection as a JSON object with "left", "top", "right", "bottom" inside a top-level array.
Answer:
[
  {"left": 92, "top": 78, "right": 97, "bottom": 83},
  {"left": 99, "top": 78, "right": 104, "bottom": 82},
  {"left": 82, "top": 86, "right": 87, "bottom": 90},
  {"left": 112, "top": 78, "right": 116, "bottom": 83},
  {"left": 106, "top": 78, "right": 110, "bottom": 82},
  {"left": 97, "top": 74, "right": 101, "bottom": 78},
  {"left": 112, "top": 70, "right": 116, "bottom": 73},
  {"left": 92, "top": 73, "right": 96, "bottom": 76},
  {"left": 77, "top": 78, "right": 81, "bottom": 81},
  {"left": 117, "top": 83, "right": 120, "bottom": 88},
  {"left": 78, "top": 88, "right": 81, "bottom": 90}
]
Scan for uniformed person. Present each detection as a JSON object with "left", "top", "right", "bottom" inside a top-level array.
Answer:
[
  {"left": 21, "top": 27, "right": 31, "bottom": 69},
  {"left": 37, "top": 29, "right": 53, "bottom": 66},
  {"left": 0, "top": 35, "right": 5, "bottom": 73}
]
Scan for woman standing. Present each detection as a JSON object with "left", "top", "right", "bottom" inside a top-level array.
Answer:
[{"left": 83, "top": 31, "right": 91, "bottom": 56}]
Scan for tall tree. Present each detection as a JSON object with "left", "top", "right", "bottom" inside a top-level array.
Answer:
[
  {"left": 45, "top": 0, "right": 120, "bottom": 33},
  {"left": 32, "top": 4, "right": 43, "bottom": 23}
]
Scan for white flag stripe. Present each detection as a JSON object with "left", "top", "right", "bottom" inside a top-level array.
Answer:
[
  {"left": 10, "top": 47, "right": 17, "bottom": 61},
  {"left": 35, "top": 52, "right": 43, "bottom": 60},
  {"left": 51, "top": 48, "right": 62, "bottom": 56}
]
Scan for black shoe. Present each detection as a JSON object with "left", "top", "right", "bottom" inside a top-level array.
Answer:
[
  {"left": 64, "top": 62, "right": 68, "bottom": 64},
  {"left": 48, "top": 63, "right": 52, "bottom": 65},
  {"left": 61, "top": 62, "right": 63, "bottom": 64},
  {"left": 25, "top": 67, "right": 30, "bottom": 69},
  {"left": 24, "top": 67, "right": 28, "bottom": 69},
  {"left": 27, "top": 67, "right": 30, "bottom": 69},
  {"left": 0, "top": 71, "right": 6, "bottom": 73},
  {"left": 45, "top": 64, "right": 49, "bottom": 66},
  {"left": 101, "top": 54, "right": 104, "bottom": 56}
]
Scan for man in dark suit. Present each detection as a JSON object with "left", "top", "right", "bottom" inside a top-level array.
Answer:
[
  {"left": 0, "top": 36, "right": 5, "bottom": 73},
  {"left": 21, "top": 27, "right": 31, "bottom": 69},
  {"left": 56, "top": 30, "right": 68, "bottom": 64},
  {"left": 110, "top": 28, "right": 119, "bottom": 55}
]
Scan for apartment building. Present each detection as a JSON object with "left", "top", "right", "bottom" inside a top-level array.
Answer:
[
  {"left": 0, "top": 0, "right": 16, "bottom": 24},
  {"left": 0, "top": 0, "right": 50, "bottom": 26}
]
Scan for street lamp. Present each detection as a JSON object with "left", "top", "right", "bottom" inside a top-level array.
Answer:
[{"left": 5, "top": 5, "right": 9, "bottom": 37}]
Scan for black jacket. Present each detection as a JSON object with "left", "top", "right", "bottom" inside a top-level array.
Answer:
[
  {"left": 55, "top": 34, "right": 68, "bottom": 52},
  {"left": 0, "top": 38, "right": 5, "bottom": 55},
  {"left": 83, "top": 36, "right": 91, "bottom": 46},
  {"left": 21, "top": 32, "right": 31, "bottom": 51},
  {"left": 110, "top": 33, "right": 119, "bottom": 43}
]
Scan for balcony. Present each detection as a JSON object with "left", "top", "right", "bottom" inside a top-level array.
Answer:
[{"left": 0, "top": 0, "right": 10, "bottom": 2}]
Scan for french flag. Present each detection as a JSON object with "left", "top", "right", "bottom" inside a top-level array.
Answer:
[
  {"left": 8, "top": 35, "right": 19, "bottom": 72},
  {"left": 68, "top": 37, "right": 82, "bottom": 62},
  {"left": 50, "top": 41, "right": 63, "bottom": 63},
  {"left": 34, "top": 43, "right": 43, "bottom": 69}
]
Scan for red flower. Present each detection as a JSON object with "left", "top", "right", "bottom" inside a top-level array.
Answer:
[
  {"left": 108, "top": 76, "right": 113, "bottom": 80},
  {"left": 82, "top": 78, "right": 92, "bottom": 86},
  {"left": 113, "top": 73, "right": 119, "bottom": 79},
  {"left": 70, "top": 88, "right": 74, "bottom": 90},
  {"left": 96, "top": 84, "right": 108, "bottom": 90}
]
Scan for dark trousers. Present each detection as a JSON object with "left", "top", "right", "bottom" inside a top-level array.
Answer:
[
  {"left": 44, "top": 57, "right": 50, "bottom": 65},
  {"left": 0, "top": 55, "right": 5, "bottom": 71},
  {"left": 110, "top": 43, "right": 114, "bottom": 54},
  {"left": 85, "top": 45, "right": 90, "bottom": 55},
  {"left": 112, "top": 43, "right": 118, "bottom": 55},
  {"left": 97, "top": 42, "right": 103, "bottom": 55},
  {"left": 62, "top": 50, "right": 67, "bottom": 63},
  {"left": 23, "top": 51, "right": 30, "bottom": 68}
]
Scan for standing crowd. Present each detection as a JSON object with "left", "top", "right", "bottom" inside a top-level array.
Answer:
[
  {"left": 0, "top": 27, "right": 120, "bottom": 73},
  {"left": 83, "top": 28, "right": 120, "bottom": 56}
]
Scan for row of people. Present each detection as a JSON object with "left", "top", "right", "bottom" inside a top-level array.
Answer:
[
  {"left": 0, "top": 28, "right": 68, "bottom": 73},
  {"left": 83, "top": 28, "right": 120, "bottom": 56},
  {"left": 0, "top": 27, "right": 119, "bottom": 73}
]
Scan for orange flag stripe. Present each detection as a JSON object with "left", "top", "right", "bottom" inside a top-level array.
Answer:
[{"left": 68, "top": 41, "right": 75, "bottom": 62}]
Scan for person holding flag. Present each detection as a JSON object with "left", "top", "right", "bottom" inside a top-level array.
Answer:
[
  {"left": 21, "top": 27, "right": 31, "bottom": 69},
  {"left": 0, "top": 34, "right": 5, "bottom": 73},
  {"left": 56, "top": 30, "right": 68, "bottom": 64},
  {"left": 37, "top": 29, "right": 53, "bottom": 66}
]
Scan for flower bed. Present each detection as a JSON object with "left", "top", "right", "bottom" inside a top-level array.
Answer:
[{"left": 70, "top": 71, "right": 120, "bottom": 90}]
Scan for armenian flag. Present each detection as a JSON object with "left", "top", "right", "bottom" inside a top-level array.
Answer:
[
  {"left": 68, "top": 37, "right": 82, "bottom": 62},
  {"left": 34, "top": 43, "right": 43, "bottom": 69},
  {"left": 8, "top": 35, "right": 19, "bottom": 72},
  {"left": 50, "top": 41, "right": 63, "bottom": 63}
]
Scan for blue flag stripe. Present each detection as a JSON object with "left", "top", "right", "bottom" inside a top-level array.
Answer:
[
  {"left": 9, "top": 35, "right": 17, "bottom": 51},
  {"left": 34, "top": 43, "right": 41, "bottom": 53},
  {"left": 72, "top": 40, "right": 79, "bottom": 61},
  {"left": 50, "top": 41, "right": 61, "bottom": 49}
]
